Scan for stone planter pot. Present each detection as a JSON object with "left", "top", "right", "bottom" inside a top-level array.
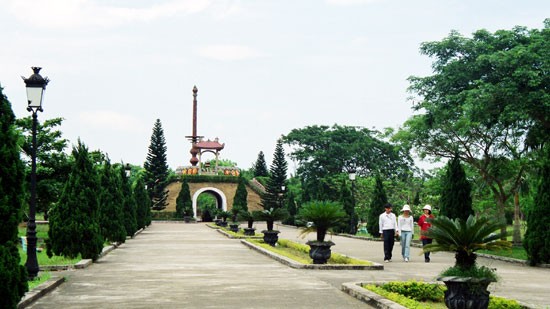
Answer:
[
  {"left": 307, "top": 240, "right": 335, "bottom": 264},
  {"left": 438, "top": 276, "right": 495, "bottom": 309},
  {"left": 184, "top": 216, "right": 192, "bottom": 223},
  {"left": 244, "top": 228, "right": 256, "bottom": 236},
  {"left": 229, "top": 224, "right": 239, "bottom": 233},
  {"left": 219, "top": 221, "right": 228, "bottom": 227},
  {"left": 262, "top": 230, "right": 280, "bottom": 246}
]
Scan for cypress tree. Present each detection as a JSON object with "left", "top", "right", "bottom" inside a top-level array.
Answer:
[
  {"left": 367, "top": 175, "right": 387, "bottom": 237},
  {"left": 439, "top": 156, "right": 473, "bottom": 220},
  {"left": 176, "top": 178, "right": 193, "bottom": 219},
  {"left": 134, "top": 176, "right": 151, "bottom": 229},
  {"left": 120, "top": 166, "right": 137, "bottom": 237},
  {"left": 340, "top": 180, "right": 357, "bottom": 234},
  {"left": 253, "top": 151, "right": 269, "bottom": 177},
  {"left": 47, "top": 140, "right": 104, "bottom": 261},
  {"left": 524, "top": 148, "right": 550, "bottom": 265},
  {"left": 232, "top": 176, "right": 248, "bottom": 221},
  {"left": 261, "top": 140, "right": 288, "bottom": 210},
  {"left": 97, "top": 160, "right": 126, "bottom": 243},
  {"left": 144, "top": 119, "right": 169, "bottom": 210},
  {"left": 0, "top": 86, "right": 28, "bottom": 308}
]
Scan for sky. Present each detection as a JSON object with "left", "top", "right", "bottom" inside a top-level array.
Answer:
[{"left": 1, "top": 0, "right": 548, "bottom": 172}]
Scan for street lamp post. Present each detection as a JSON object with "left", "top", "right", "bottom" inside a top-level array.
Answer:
[
  {"left": 124, "top": 163, "right": 131, "bottom": 178},
  {"left": 22, "top": 67, "right": 49, "bottom": 280},
  {"left": 348, "top": 169, "right": 357, "bottom": 235}
]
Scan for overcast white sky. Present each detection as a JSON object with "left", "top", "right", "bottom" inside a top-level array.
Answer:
[{"left": 1, "top": 0, "right": 548, "bottom": 171}]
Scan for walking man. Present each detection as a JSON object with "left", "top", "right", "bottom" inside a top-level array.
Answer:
[{"left": 379, "top": 203, "right": 398, "bottom": 262}]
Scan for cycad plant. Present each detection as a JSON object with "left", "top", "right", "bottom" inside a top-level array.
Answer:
[
  {"left": 253, "top": 208, "right": 289, "bottom": 231},
  {"left": 297, "top": 201, "right": 347, "bottom": 242},
  {"left": 424, "top": 215, "right": 510, "bottom": 274}
]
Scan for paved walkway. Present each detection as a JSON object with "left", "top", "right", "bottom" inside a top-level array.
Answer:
[{"left": 28, "top": 222, "right": 549, "bottom": 308}]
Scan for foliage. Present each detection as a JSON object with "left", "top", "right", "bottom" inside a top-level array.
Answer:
[
  {"left": 524, "top": 146, "right": 550, "bottom": 265},
  {"left": 134, "top": 176, "right": 152, "bottom": 229},
  {"left": 379, "top": 280, "right": 445, "bottom": 302},
  {"left": 398, "top": 21, "right": 549, "bottom": 232},
  {"left": 16, "top": 116, "right": 70, "bottom": 216},
  {"left": 297, "top": 201, "right": 347, "bottom": 242},
  {"left": 367, "top": 175, "right": 387, "bottom": 237},
  {"left": 0, "top": 86, "right": 28, "bottom": 308},
  {"left": 365, "top": 284, "right": 428, "bottom": 309},
  {"left": 253, "top": 208, "right": 289, "bottom": 231},
  {"left": 144, "top": 119, "right": 169, "bottom": 211},
  {"left": 175, "top": 178, "right": 193, "bottom": 219},
  {"left": 440, "top": 265, "right": 499, "bottom": 281},
  {"left": 27, "top": 272, "right": 51, "bottom": 290},
  {"left": 283, "top": 124, "right": 413, "bottom": 202},
  {"left": 252, "top": 151, "right": 269, "bottom": 177},
  {"left": 232, "top": 176, "right": 248, "bottom": 221},
  {"left": 340, "top": 179, "right": 357, "bottom": 234},
  {"left": 237, "top": 210, "right": 255, "bottom": 228},
  {"left": 282, "top": 189, "right": 298, "bottom": 226},
  {"left": 97, "top": 160, "right": 126, "bottom": 243},
  {"left": 439, "top": 156, "right": 474, "bottom": 220},
  {"left": 261, "top": 139, "right": 288, "bottom": 210},
  {"left": 424, "top": 215, "right": 511, "bottom": 272},
  {"left": 47, "top": 140, "right": 104, "bottom": 261},
  {"left": 119, "top": 165, "right": 137, "bottom": 237},
  {"left": 150, "top": 211, "right": 177, "bottom": 220}
]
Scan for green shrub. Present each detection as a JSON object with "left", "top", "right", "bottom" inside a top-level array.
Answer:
[
  {"left": 150, "top": 211, "right": 178, "bottom": 220},
  {"left": 488, "top": 296, "right": 522, "bottom": 309},
  {"left": 440, "top": 265, "right": 499, "bottom": 281},
  {"left": 380, "top": 280, "right": 445, "bottom": 302},
  {"left": 365, "top": 284, "right": 425, "bottom": 309}
]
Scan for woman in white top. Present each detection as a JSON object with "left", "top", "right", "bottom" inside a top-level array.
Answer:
[{"left": 397, "top": 204, "right": 414, "bottom": 262}]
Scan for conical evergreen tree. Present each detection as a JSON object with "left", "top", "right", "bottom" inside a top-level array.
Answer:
[
  {"left": 120, "top": 166, "right": 137, "bottom": 237},
  {"left": 439, "top": 156, "right": 473, "bottom": 220},
  {"left": 144, "top": 119, "right": 169, "bottom": 210},
  {"left": 0, "top": 86, "right": 28, "bottom": 308},
  {"left": 176, "top": 178, "right": 193, "bottom": 219},
  {"left": 367, "top": 175, "right": 387, "bottom": 237},
  {"left": 253, "top": 151, "right": 269, "bottom": 177},
  {"left": 261, "top": 140, "right": 288, "bottom": 210},
  {"left": 524, "top": 147, "right": 550, "bottom": 265},
  {"left": 97, "top": 160, "right": 126, "bottom": 243},
  {"left": 134, "top": 176, "right": 151, "bottom": 229},
  {"left": 232, "top": 176, "right": 248, "bottom": 221},
  {"left": 47, "top": 140, "right": 104, "bottom": 260}
]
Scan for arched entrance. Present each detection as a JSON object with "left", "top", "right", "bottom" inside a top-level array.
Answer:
[{"left": 192, "top": 187, "right": 227, "bottom": 220}]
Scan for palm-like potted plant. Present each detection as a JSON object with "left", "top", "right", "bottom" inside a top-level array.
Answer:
[
  {"left": 423, "top": 215, "right": 511, "bottom": 309},
  {"left": 253, "top": 208, "right": 288, "bottom": 246},
  {"left": 297, "top": 200, "right": 347, "bottom": 264},
  {"left": 238, "top": 210, "right": 256, "bottom": 236},
  {"left": 218, "top": 210, "right": 231, "bottom": 227}
]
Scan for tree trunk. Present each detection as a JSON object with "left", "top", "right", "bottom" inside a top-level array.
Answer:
[{"left": 512, "top": 191, "right": 522, "bottom": 246}]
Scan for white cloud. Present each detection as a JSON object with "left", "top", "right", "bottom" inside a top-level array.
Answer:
[
  {"left": 6, "top": 0, "right": 211, "bottom": 28},
  {"left": 195, "top": 45, "right": 265, "bottom": 61},
  {"left": 325, "top": 0, "right": 379, "bottom": 5},
  {"left": 78, "top": 110, "right": 145, "bottom": 133}
]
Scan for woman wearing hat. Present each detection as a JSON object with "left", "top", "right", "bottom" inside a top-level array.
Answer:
[
  {"left": 397, "top": 205, "right": 414, "bottom": 262},
  {"left": 418, "top": 205, "right": 434, "bottom": 262}
]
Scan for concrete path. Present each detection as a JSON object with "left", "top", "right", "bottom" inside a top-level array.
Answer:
[
  {"left": 274, "top": 223, "right": 550, "bottom": 308},
  {"left": 28, "top": 222, "right": 549, "bottom": 308},
  {"left": 27, "top": 223, "right": 370, "bottom": 309}
]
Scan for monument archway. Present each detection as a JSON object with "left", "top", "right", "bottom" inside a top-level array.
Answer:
[{"left": 192, "top": 187, "right": 227, "bottom": 219}]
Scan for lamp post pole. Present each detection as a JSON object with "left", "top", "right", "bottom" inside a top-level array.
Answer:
[
  {"left": 348, "top": 169, "right": 357, "bottom": 235},
  {"left": 22, "top": 67, "right": 49, "bottom": 280}
]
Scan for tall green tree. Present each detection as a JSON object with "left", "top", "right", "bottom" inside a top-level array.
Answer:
[
  {"left": 340, "top": 179, "right": 357, "bottom": 234},
  {"left": 176, "top": 178, "right": 193, "bottom": 219},
  {"left": 144, "top": 119, "right": 169, "bottom": 210},
  {"left": 283, "top": 125, "right": 413, "bottom": 202},
  {"left": 47, "top": 140, "right": 104, "bottom": 260},
  {"left": 439, "top": 156, "right": 473, "bottom": 220},
  {"left": 97, "top": 160, "right": 126, "bottom": 243},
  {"left": 261, "top": 140, "right": 288, "bottom": 210},
  {"left": 524, "top": 147, "right": 550, "bottom": 265},
  {"left": 16, "top": 117, "right": 70, "bottom": 217},
  {"left": 253, "top": 151, "right": 269, "bottom": 177},
  {"left": 134, "top": 176, "right": 151, "bottom": 229},
  {"left": 399, "top": 21, "right": 549, "bottom": 232},
  {"left": 367, "top": 175, "right": 388, "bottom": 237},
  {"left": 232, "top": 176, "right": 248, "bottom": 221},
  {"left": 0, "top": 86, "right": 28, "bottom": 308},
  {"left": 120, "top": 165, "right": 137, "bottom": 237}
]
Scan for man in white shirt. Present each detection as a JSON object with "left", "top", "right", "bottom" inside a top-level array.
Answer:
[{"left": 379, "top": 203, "right": 398, "bottom": 262}]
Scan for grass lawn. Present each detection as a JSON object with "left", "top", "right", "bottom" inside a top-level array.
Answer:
[
  {"left": 28, "top": 272, "right": 52, "bottom": 290},
  {"left": 249, "top": 238, "right": 374, "bottom": 265},
  {"left": 18, "top": 247, "right": 81, "bottom": 266}
]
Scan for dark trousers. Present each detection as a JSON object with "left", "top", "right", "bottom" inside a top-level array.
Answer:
[
  {"left": 422, "top": 238, "right": 433, "bottom": 259},
  {"left": 382, "top": 229, "right": 395, "bottom": 260}
]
